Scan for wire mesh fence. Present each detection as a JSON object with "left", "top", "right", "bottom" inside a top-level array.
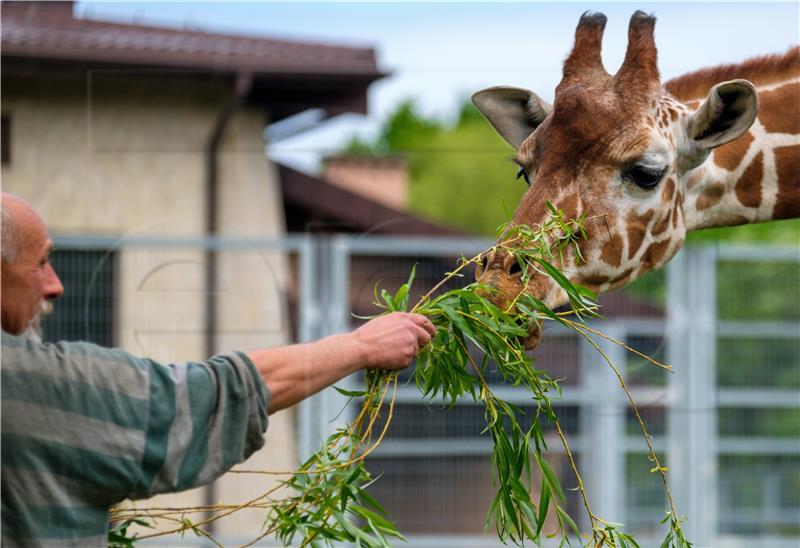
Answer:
[{"left": 43, "top": 235, "right": 799, "bottom": 546}]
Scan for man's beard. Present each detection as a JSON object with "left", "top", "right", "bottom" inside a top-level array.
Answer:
[{"left": 20, "top": 300, "right": 54, "bottom": 343}]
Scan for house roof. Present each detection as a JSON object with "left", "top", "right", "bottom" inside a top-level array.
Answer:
[
  {"left": 278, "top": 163, "right": 463, "bottom": 236},
  {"left": 1, "top": 1, "right": 387, "bottom": 119}
]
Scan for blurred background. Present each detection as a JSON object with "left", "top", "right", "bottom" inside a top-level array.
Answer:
[{"left": 2, "top": 1, "right": 798, "bottom": 546}]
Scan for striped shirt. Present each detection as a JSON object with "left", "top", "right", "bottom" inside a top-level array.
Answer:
[{"left": 1, "top": 331, "right": 270, "bottom": 547}]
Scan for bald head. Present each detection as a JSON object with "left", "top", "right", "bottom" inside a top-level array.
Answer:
[
  {"left": 1, "top": 193, "right": 24, "bottom": 261},
  {"left": 1, "top": 193, "right": 63, "bottom": 337}
]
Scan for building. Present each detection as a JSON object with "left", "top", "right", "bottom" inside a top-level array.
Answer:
[{"left": 0, "top": 1, "right": 455, "bottom": 541}]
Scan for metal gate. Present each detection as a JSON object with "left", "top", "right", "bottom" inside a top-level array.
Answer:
[
  {"left": 46, "top": 235, "right": 799, "bottom": 546},
  {"left": 302, "top": 236, "right": 799, "bottom": 547}
]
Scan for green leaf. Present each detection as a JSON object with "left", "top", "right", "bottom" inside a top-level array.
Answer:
[
  {"left": 333, "top": 386, "right": 368, "bottom": 398},
  {"left": 536, "top": 475, "right": 551, "bottom": 537},
  {"left": 535, "top": 452, "right": 566, "bottom": 503},
  {"left": 380, "top": 289, "right": 397, "bottom": 311},
  {"left": 351, "top": 505, "right": 404, "bottom": 539},
  {"left": 357, "top": 488, "right": 386, "bottom": 514},
  {"left": 555, "top": 505, "right": 580, "bottom": 538},
  {"left": 395, "top": 263, "right": 417, "bottom": 311},
  {"left": 660, "top": 529, "right": 675, "bottom": 548},
  {"left": 617, "top": 530, "right": 641, "bottom": 548},
  {"left": 333, "top": 510, "right": 372, "bottom": 545}
]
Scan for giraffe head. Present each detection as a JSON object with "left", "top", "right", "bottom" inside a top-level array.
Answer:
[{"left": 472, "top": 11, "right": 759, "bottom": 348}]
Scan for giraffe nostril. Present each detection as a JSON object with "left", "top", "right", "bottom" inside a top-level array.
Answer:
[
  {"left": 476, "top": 251, "right": 496, "bottom": 278},
  {"left": 503, "top": 253, "right": 523, "bottom": 277},
  {"left": 475, "top": 256, "right": 487, "bottom": 278}
]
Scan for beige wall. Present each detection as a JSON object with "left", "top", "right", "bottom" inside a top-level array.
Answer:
[{"left": 2, "top": 70, "right": 295, "bottom": 539}]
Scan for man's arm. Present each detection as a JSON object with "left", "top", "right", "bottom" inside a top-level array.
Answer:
[{"left": 248, "top": 312, "right": 436, "bottom": 414}]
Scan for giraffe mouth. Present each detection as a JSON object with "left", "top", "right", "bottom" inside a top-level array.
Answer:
[
  {"left": 476, "top": 272, "right": 545, "bottom": 350},
  {"left": 521, "top": 322, "right": 543, "bottom": 350}
]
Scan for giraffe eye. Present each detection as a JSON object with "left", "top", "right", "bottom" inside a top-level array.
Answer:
[
  {"left": 516, "top": 167, "right": 531, "bottom": 186},
  {"left": 624, "top": 165, "right": 666, "bottom": 190}
]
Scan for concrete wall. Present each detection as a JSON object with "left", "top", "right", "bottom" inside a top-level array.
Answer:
[{"left": 2, "top": 70, "right": 295, "bottom": 539}]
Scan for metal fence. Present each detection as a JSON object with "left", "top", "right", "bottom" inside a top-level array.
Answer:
[{"left": 46, "top": 235, "right": 799, "bottom": 547}]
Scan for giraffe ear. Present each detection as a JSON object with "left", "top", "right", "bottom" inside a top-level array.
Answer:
[
  {"left": 472, "top": 86, "right": 552, "bottom": 149},
  {"left": 687, "top": 79, "right": 759, "bottom": 150}
]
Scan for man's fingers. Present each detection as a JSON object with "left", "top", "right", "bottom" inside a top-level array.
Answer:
[
  {"left": 409, "top": 313, "right": 436, "bottom": 337},
  {"left": 413, "top": 324, "right": 432, "bottom": 347}
]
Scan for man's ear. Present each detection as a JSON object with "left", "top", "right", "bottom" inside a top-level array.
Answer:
[
  {"left": 471, "top": 86, "right": 552, "bottom": 149},
  {"left": 687, "top": 79, "right": 759, "bottom": 150}
]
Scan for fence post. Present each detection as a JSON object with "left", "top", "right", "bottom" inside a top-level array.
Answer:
[
  {"left": 326, "top": 235, "right": 356, "bottom": 429},
  {"left": 297, "top": 235, "right": 321, "bottom": 461},
  {"left": 668, "top": 246, "right": 717, "bottom": 545},
  {"left": 581, "top": 322, "right": 626, "bottom": 526}
]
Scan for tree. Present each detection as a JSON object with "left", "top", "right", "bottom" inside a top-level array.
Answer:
[{"left": 344, "top": 99, "right": 526, "bottom": 235}]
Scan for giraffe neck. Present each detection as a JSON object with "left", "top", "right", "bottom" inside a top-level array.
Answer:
[{"left": 680, "top": 66, "right": 800, "bottom": 231}]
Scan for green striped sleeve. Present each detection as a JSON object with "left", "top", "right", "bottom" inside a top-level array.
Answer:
[
  {"left": 2, "top": 331, "right": 271, "bottom": 545},
  {"left": 133, "top": 351, "right": 270, "bottom": 497}
]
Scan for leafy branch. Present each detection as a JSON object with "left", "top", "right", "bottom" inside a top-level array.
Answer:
[{"left": 110, "top": 206, "right": 691, "bottom": 548}]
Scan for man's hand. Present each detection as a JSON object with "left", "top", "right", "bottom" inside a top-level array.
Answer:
[
  {"left": 352, "top": 312, "right": 437, "bottom": 370},
  {"left": 250, "top": 312, "right": 436, "bottom": 413}
]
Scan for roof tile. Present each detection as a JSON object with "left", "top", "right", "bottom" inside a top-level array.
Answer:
[{"left": 1, "top": 2, "right": 381, "bottom": 75}]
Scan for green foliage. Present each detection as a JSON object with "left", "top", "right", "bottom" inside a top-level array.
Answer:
[
  {"left": 344, "top": 98, "right": 524, "bottom": 235},
  {"left": 717, "top": 337, "right": 800, "bottom": 388},
  {"left": 413, "top": 284, "right": 569, "bottom": 544},
  {"left": 108, "top": 519, "right": 152, "bottom": 547},
  {"left": 718, "top": 407, "right": 800, "bottom": 438},
  {"left": 265, "top": 209, "right": 691, "bottom": 547},
  {"left": 716, "top": 260, "right": 800, "bottom": 321},
  {"left": 111, "top": 209, "right": 692, "bottom": 547},
  {"left": 343, "top": 99, "right": 441, "bottom": 159},
  {"left": 686, "top": 217, "right": 800, "bottom": 245},
  {"left": 408, "top": 107, "right": 524, "bottom": 235},
  {"left": 269, "top": 436, "right": 405, "bottom": 548}
]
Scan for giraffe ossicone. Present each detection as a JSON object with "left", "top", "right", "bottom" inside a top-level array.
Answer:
[{"left": 472, "top": 11, "right": 799, "bottom": 349}]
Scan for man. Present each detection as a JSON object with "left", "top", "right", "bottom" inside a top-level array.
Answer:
[{"left": 1, "top": 193, "right": 436, "bottom": 546}]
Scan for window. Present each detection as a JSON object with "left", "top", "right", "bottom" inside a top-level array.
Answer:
[{"left": 42, "top": 249, "right": 117, "bottom": 346}]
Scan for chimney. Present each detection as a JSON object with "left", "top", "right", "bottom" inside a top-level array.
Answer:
[{"left": 322, "top": 155, "right": 409, "bottom": 211}]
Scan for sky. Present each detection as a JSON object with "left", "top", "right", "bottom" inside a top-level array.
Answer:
[{"left": 75, "top": 1, "right": 800, "bottom": 172}]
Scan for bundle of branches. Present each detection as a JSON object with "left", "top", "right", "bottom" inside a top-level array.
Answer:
[
  {"left": 266, "top": 209, "right": 691, "bottom": 548},
  {"left": 110, "top": 208, "right": 691, "bottom": 548}
]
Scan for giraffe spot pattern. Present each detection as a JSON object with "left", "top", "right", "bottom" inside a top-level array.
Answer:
[
  {"left": 582, "top": 272, "right": 613, "bottom": 287},
  {"left": 696, "top": 183, "right": 726, "bottom": 210},
  {"left": 601, "top": 235, "right": 623, "bottom": 267},
  {"left": 617, "top": 267, "right": 635, "bottom": 283},
  {"left": 735, "top": 151, "right": 764, "bottom": 208},
  {"left": 673, "top": 192, "right": 683, "bottom": 228},
  {"left": 626, "top": 209, "right": 654, "bottom": 260},
  {"left": 713, "top": 131, "right": 754, "bottom": 171},
  {"left": 686, "top": 171, "right": 704, "bottom": 191},
  {"left": 773, "top": 144, "right": 800, "bottom": 219},
  {"left": 661, "top": 178, "right": 676, "bottom": 203},
  {"left": 642, "top": 238, "right": 671, "bottom": 270},
  {"left": 652, "top": 210, "right": 671, "bottom": 235},
  {"left": 758, "top": 82, "right": 800, "bottom": 135}
]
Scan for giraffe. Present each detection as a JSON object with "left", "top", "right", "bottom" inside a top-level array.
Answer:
[{"left": 472, "top": 11, "right": 799, "bottom": 348}]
